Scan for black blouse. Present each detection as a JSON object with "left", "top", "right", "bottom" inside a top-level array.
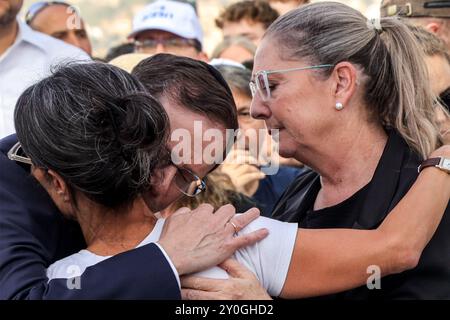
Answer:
[{"left": 271, "top": 130, "right": 450, "bottom": 299}]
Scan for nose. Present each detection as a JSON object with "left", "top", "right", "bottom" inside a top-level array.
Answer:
[
  {"left": 435, "top": 107, "right": 447, "bottom": 125},
  {"left": 250, "top": 96, "right": 271, "bottom": 120},
  {"left": 155, "top": 43, "right": 167, "bottom": 54},
  {"left": 66, "top": 31, "right": 82, "bottom": 49}
]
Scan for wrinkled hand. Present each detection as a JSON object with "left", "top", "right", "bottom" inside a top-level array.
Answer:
[
  {"left": 181, "top": 258, "right": 272, "bottom": 300},
  {"left": 158, "top": 204, "right": 268, "bottom": 276},
  {"left": 220, "top": 149, "right": 266, "bottom": 197}
]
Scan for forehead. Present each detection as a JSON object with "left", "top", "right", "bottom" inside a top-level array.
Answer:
[
  {"left": 160, "top": 95, "right": 226, "bottom": 134},
  {"left": 223, "top": 19, "right": 265, "bottom": 34},
  {"left": 253, "top": 37, "right": 305, "bottom": 76},
  {"left": 33, "top": 5, "right": 83, "bottom": 28},
  {"left": 161, "top": 95, "right": 228, "bottom": 172}
]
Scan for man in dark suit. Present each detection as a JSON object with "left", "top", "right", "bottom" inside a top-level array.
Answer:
[{"left": 0, "top": 134, "right": 265, "bottom": 299}]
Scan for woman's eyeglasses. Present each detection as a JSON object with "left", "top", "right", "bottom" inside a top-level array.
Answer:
[
  {"left": 8, "top": 142, "right": 206, "bottom": 197},
  {"left": 25, "top": 1, "right": 72, "bottom": 24},
  {"left": 7, "top": 142, "right": 32, "bottom": 165},
  {"left": 249, "top": 64, "right": 335, "bottom": 102}
]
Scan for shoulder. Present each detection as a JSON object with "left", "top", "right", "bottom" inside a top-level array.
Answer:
[
  {"left": 238, "top": 216, "right": 297, "bottom": 235},
  {"left": 46, "top": 251, "right": 106, "bottom": 280}
]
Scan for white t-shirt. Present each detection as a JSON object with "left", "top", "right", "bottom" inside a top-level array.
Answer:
[
  {"left": 0, "top": 20, "right": 90, "bottom": 138},
  {"left": 46, "top": 217, "right": 298, "bottom": 297}
]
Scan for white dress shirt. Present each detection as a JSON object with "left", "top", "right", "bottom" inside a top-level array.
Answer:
[{"left": 0, "top": 20, "right": 90, "bottom": 138}]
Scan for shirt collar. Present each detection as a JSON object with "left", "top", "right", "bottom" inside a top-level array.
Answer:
[
  {"left": 15, "top": 19, "right": 48, "bottom": 53},
  {"left": 353, "top": 129, "right": 419, "bottom": 229}
]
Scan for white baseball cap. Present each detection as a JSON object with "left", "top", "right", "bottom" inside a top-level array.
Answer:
[{"left": 129, "top": 0, "right": 203, "bottom": 47}]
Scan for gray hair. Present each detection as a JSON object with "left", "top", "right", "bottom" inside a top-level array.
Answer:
[
  {"left": 215, "top": 64, "right": 252, "bottom": 98},
  {"left": 14, "top": 62, "right": 169, "bottom": 209},
  {"left": 211, "top": 36, "right": 257, "bottom": 60},
  {"left": 266, "top": 1, "right": 443, "bottom": 159}
]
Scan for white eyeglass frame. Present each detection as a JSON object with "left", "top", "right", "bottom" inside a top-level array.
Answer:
[{"left": 249, "top": 64, "right": 335, "bottom": 101}]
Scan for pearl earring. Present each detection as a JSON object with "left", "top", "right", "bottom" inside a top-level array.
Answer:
[{"left": 335, "top": 102, "right": 344, "bottom": 111}]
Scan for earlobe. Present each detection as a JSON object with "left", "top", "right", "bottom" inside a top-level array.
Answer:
[{"left": 47, "top": 169, "right": 69, "bottom": 200}]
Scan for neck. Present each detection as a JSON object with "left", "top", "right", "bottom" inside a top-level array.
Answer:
[
  {"left": 0, "top": 20, "right": 18, "bottom": 56},
  {"left": 77, "top": 197, "right": 157, "bottom": 256},
  {"left": 298, "top": 122, "right": 388, "bottom": 210}
]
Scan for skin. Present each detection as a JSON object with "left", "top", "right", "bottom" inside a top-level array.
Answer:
[
  {"left": 29, "top": 4, "right": 92, "bottom": 55},
  {"left": 142, "top": 95, "right": 226, "bottom": 212},
  {"left": 410, "top": 18, "right": 450, "bottom": 53},
  {"left": 221, "top": 19, "right": 266, "bottom": 46},
  {"left": 134, "top": 30, "right": 208, "bottom": 62},
  {"left": 268, "top": 1, "right": 304, "bottom": 15},
  {"left": 218, "top": 45, "right": 254, "bottom": 64},
  {"left": 0, "top": 0, "right": 22, "bottom": 56},
  {"left": 251, "top": 37, "right": 389, "bottom": 210}
]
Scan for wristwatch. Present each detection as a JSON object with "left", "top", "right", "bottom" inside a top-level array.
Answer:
[{"left": 418, "top": 157, "right": 450, "bottom": 174}]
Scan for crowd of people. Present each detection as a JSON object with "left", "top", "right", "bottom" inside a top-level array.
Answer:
[{"left": 0, "top": 0, "right": 450, "bottom": 300}]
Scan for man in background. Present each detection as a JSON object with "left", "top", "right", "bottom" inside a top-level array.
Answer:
[
  {"left": 25, "top": 1, "right": 92, "bottom": 56},
  {"left": 215, "top": 0, "right": 279, "bottom": 45},
  {"left": 381, "top": 0, "right": 450, "bottom": 51},
  {"left": 408, "top": 25, "right": 450, "bottom": 144},
  {"left": 129, "top": 0, "right": 208, "bottom": 61},
  {"left": 0, "top": 0, "right": 89, "bottom": 139},
  {"left": 268, "top": 0, "right": 310, "bottom": 15}
]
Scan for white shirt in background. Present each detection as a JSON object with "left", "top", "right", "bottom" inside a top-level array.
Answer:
[
  {"left": 0, "top": 20, "right": 90, "bottom": 138},
  {"left": 46, "top": 216, "right": 298, "bottom": 297}
]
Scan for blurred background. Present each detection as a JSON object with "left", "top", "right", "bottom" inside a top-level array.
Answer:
[{"left": 22, "top": 0, "right": 383, "bottom": 57}]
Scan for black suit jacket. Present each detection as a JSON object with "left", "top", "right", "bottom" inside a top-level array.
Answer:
[
  {"left": 0, "top": 135, "right": 180, "bottom": 299},
  {"left": 272, "top": 131, "right": 450, "bottom": 299}
]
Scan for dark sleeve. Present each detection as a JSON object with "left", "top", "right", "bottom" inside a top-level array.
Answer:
[
  {"left": 0, "top": 135, "right": 180, "bottom": 300},
  {"left": 10, "top": 244, "right": 181, "bottom": 300}
]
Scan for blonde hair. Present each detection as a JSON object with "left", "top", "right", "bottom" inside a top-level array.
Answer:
[{"left": 266, "top": 1, "right": 443, "bottom": 159}]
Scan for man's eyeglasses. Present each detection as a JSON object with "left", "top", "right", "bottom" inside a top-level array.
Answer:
[
  {"left": 172, "top": 165, "right": 206, "bottom": 197},
  {"left": 7, "top": 142, "right": 32, "bottom": 165},
  {"left": 25, "top": 1, "right": 72, "bottom": 24},
  {"left": 249, "top": 64, "right": 335, "bottom": 102},
  {"left": 134, "top": 39, "right": 200, "bottom": 52}
]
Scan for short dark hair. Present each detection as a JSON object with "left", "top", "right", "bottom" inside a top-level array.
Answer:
[
  {"left": 104, "top": 43, "right": 135, "bottom": 62},
  {"left": 132, "top": 54, "right": 238, "bottom": 131},
  {"left": 15, "top": 62, "right": 169, "bottom": 209},
  {"left": 215, "top": 0, "right": 279, "bottom": 30}
]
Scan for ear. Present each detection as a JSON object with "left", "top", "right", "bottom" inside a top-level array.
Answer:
[
  {"left": 425, "top": 22, "right": 440, "bottom": 34},
  {"left": 45, "top": 169, "right": 71, "bottom": 202},
  {"left": 330, "top": 61, "right": 358, "bottom": 107},
  {"left": 197, "top": 51, "right": 210, "bottom": 63}
]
